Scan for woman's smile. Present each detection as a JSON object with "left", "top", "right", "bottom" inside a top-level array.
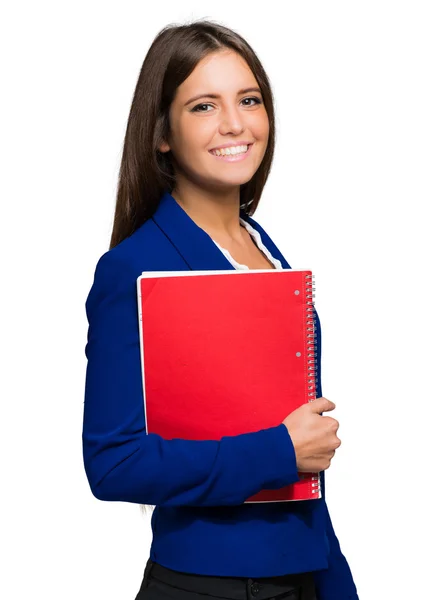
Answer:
[{"left": 208, "top": 143, "right": 254, "bottom": 162}]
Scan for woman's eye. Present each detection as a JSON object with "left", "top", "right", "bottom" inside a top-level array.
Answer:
[
  {"left": 192, "top": 103, "right": 213, "bottom": 113},
  {"left": 242, "top": 97, "right": 262, "bottom": 107},
  {"left": 191, "top": 97, "right": 262, "bottom": 113}
]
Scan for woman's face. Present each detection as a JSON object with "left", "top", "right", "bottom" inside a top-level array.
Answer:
[{"left": 160, "top": 50, "right": 270, "bottom": 191}]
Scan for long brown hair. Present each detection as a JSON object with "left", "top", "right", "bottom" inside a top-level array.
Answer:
[{"left": 109, "top": 18, "right": 277, "bottom": 251}]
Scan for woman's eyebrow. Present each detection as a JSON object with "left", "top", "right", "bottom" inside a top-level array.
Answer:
[{"left": 184, "top": 87, "right": 261, "bottom": 106}]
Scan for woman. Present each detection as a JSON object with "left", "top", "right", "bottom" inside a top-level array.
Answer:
[{"left": 82, "top": 20, "right": 359, "bottom": 600}]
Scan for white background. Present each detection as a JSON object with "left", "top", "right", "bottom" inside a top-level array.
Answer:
[{"left": 2, "top": 2, "right": 445, "bottom": 599}]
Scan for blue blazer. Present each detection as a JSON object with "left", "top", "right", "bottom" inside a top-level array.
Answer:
[{"left": 83, "top": 190, "right": 358, "bottom": 599}]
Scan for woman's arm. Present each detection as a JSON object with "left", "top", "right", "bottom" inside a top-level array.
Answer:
[{"left": 82, "top": 251, "right": 300, "bottom": 506}]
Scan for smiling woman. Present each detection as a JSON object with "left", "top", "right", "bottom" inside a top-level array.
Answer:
[{"left": 82, "top": 17, "right": 358, "bottom": 600}]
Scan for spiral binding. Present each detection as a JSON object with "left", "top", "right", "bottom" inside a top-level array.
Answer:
[
  {"left": 304, "top": 272, "right": 321, "bottom": 496},
  {"left": 305, "top": 273, "right": 317, "bottom": 403}
]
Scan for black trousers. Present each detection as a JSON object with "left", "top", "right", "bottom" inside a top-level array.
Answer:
[{"left": 135, "top": 558, "right": 318, "bottom": 600}]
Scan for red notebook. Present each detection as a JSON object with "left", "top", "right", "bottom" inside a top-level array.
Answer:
[{"left": 136, "top": 269, "right": 320, "bottom": 502}]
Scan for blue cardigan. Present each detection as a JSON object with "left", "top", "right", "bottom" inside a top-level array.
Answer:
[{"left": 82, "top": 190, "right": 358, "bottom": 599}]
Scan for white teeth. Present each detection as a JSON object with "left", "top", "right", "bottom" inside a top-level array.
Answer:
[{"left": 211, "top": 144, "right": 249, "bottom": 156}]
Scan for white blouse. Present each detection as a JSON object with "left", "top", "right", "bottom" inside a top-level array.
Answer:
[{"left": 211, "top": 218, "right": 284, "bottom": 270}]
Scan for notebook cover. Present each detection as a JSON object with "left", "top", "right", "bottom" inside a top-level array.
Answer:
[{"left": 137, "top": 269, "right": 320, "bottom": 502}]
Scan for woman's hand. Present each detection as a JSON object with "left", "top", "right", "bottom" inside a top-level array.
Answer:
[{"left": 282, "top": 397, "right": 341, "bottom": 473}]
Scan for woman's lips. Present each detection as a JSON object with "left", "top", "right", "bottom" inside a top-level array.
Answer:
[{"left": 208, "top": 143, "right": 253, "bottom": 162}]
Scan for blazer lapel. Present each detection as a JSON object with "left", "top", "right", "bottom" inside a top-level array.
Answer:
[{"left": 151, "top": 190, "right": 292, "bottom": 271}]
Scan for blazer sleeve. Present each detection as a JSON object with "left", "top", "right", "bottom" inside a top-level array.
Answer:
[{"left": 82, "top": 250, "right": 300, "bottom": 506}]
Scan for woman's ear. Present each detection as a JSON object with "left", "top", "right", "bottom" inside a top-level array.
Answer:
[{"left": 158, "top": 141, "right": 170, "bottom": 153}]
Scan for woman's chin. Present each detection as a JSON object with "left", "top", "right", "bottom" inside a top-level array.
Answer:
[{"left": 205, "top": 169, "right": 258, "bottom": 188}]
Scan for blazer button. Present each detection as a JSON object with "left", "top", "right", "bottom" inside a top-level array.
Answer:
[{"left": 250, "top": 582, "right": 261, "bottom": 596}]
